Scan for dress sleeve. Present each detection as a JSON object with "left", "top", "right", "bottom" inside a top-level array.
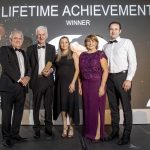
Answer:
[{"left": 98, "top": 51, "right": 107, "bottom": 60}]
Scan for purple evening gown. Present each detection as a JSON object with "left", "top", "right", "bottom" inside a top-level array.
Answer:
[{"left": 79, "top": 50, "right": 107, "bottom": 140}]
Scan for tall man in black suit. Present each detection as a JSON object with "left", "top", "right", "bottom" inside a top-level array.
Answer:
[
  {"left": 0, "top": 30, "right": 30, "bottom": 147},
  {"left": 27, "top": 26, "right": 56, "bottom": 138}
]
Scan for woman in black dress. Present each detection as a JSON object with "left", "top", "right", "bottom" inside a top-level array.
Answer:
[{"left": 53, "top": 36, "right": 79, "bottom": 138}]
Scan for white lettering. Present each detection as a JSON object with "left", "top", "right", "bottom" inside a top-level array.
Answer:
[
  {"left": 12, "top": 6, "right": 19, "bottom": 17},
  {"left": 28, "top": 6, "right": 36, "bottom": 16},
  {"left": 93, "top": 5, "right": 101, "bottom": 16},
  {"left": 62, "top": 5, "right": 71, "bottom": 16},
  {"left": 101, "top": 5, "right": 110, "bottom": 16},
  {"left": 2, "top": 6, "right": 8, "bottom": 17},
  {"left": 71, "top": 5, "right": 80, "bottom": 16},
  {"left": 51, "top": 5, "right": 58, "bottom": 16},
  {"left": 20, "top": 6, "right": 28, "bottom": 17},
  {"left": 40, "top": 6, "right": 49, "bottom": 16},
  {"left": 130, "top": 5, "right": 137, "bottom": 16},
  {"left": 111, "top": 5, "right": 118, "bottom": 16},
  {"left": 80, "top": 5, "right": 89, "bottom": 16},
  {"left": 119, "top": 5, "right": 128, "bottom": 16},
  {"left": 66, "top": 20, "right": 91, "bottom": 26},
  {"left": 137, "top": 5, "right": 146, "bottom": 16}
]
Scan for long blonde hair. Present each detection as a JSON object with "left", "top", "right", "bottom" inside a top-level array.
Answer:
[{"left": 56, "top": 36, "right": 73, "bottom": 62}]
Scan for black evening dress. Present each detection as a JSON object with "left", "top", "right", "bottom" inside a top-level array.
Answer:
[{"left": 53, "top": 56, "right": 79, "bottom": 124}]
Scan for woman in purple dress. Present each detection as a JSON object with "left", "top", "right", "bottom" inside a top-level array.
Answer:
[{"left": 79, "top": 34, "right": 108, "bottom": 141}]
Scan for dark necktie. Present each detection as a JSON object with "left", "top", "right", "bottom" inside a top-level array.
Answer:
[
  {"left": 37, "top": 45, "right": 45, "bottom": 49},
  {"left": 15, "top": 48, "right": 22, "bottom": 52},
  {"left": 109, "top": 40, "right": 118, "bottom": 44}
]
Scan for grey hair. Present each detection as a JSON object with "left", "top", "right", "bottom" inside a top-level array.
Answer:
[
  {"left": 9, "top": 29, "right": 24, "bottom": 40},
  {"left": 35, "top": 26, "right": 48, "bottom": 38}
]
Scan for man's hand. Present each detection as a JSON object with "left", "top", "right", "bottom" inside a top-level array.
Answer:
[
  {"left": 42, "top": 68, "right": 53, "bottom": 77},
  {"left": 42, "top": 61, "right": 52, "bottom": 73},
  {"left": 42, "top": 61, "right": 53, "bottom": 77},
  {"left": 20, "top": 76, "right": 30, "bottom": 86},
  {"left": 122, "top": 80, "right": 132, "bottom": 92}
]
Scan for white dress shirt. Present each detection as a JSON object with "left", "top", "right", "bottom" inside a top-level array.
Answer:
[
  {"left": 15, "top": 51, "right": 25, "bottom": 78},
  {"left": 38, "top": 47, "right": 46, "bottom": 75},
  {"left": 103, "top": 37, "right": 137, "bottom": 81}
]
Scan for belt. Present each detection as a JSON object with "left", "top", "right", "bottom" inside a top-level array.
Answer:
[{"left": 109, "top": 70, "right": 127, "bottom": 75}]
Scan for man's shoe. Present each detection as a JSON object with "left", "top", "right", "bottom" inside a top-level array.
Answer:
[
  {"left": 45, "top": 130, "right": 52, "bottom": 136},
  {"left": 117, "top": 136, "right": 130, "bottom": 145},
  {"left": 12, "top": 135, "right": 27, "bottom": 142},
  {"left": 34, "top": 131, "right": 40, "bottom": 139},
  {"left": 105, "top": 132, "right": 119, "bottom": 141},
  {"left": 2, "top": 139, "right": 14, "bottom": 147}
]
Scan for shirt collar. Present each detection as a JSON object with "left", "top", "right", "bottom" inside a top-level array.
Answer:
[
  {"left": 116, "top": 36, "right": 121, "bottom": 42},
  {"left": 109, "top": 36, "right": 121, "bottom": 43}
]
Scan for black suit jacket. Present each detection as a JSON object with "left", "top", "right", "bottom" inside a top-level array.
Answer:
[
  {"left": 0, "top": 46, "right": 31, "bottom": 92},
  {"left": 26, "top": 43, "right": 56, "bottom": 89}
]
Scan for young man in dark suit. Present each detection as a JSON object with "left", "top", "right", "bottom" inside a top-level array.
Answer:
[
  {"left": 0, "top": 30, "right": 31, "bottom": 147},
  {"left": 27, "top": 26, "right": 56, "bottom": 139}
]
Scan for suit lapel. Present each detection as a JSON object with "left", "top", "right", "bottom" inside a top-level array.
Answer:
[
  {"left": 21, "top": 50, "right": 27, "bottom": 71},
  {"left": 9, "top": 46, "right": 20, "bottom": 71},
  {"left": 33, "top": 44, "right": 39, "bottom": 64},
  {"left": 45, "top": 43, "right": 49, "bottom": 64}
]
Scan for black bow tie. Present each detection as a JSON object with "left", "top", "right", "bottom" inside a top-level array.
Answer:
[
  {"left": 37, "top": 45, "right": 45, "bottom": 49},
  {"left": 15, "top": 48, "right": 22, "bottom": 52},
  {"left": 109, "top": 40, "right": 118, "bottom": 44}
]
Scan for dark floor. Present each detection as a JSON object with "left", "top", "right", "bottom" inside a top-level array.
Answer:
[{"left": 0, "top": 125, "right": 150, "bottom": 150}]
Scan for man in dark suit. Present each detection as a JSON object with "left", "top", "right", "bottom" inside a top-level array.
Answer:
[
  {"left": 27, "top": 26, "right": 56, "bottom": 139},
  {"left": 0, "top": 30, "right": 30, "bottom": 147}
]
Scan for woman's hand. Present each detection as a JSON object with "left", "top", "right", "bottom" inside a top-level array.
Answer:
[
  {"left": 78, "top": 84, "right": 82, "bottom": 95},
  {"left": 69, "top": 82, "right": 75, "bottom": 93},
  {"left": 99, "top": 86, "right": 105, "bottom": 97}
]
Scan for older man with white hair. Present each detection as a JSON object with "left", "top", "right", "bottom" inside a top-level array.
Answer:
[
  {"left": 0, "top": 29, "right": 31, "bottom": 147},
  {"left": 27, "top": 26, "right": 56, "bottom": 139}
]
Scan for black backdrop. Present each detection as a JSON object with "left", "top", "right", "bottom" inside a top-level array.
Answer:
[{"left": 0, "top": 0, "right": 150, "bottom": 109}]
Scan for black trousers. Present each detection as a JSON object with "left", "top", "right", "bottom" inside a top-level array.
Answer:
[
  {"left": 32, "top": 77, "right": 53, "bottom": 132},
  {"left": 106, "top": 71, "right": 132, "bottom": 136},
  {"left": 1, "top": 84, "right": 26, "bottom": 139}
]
